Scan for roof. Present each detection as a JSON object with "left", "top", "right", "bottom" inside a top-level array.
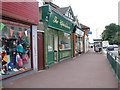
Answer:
[
  {"left": 57, "top": 6, "right": 69, "bottom": 15},
  {"left": 80, "top": 23, "right": 90, "bottom": 30},
  {"left": 44, "top": 2, "right": 59, "bottom": 9},
  {"left": 93, "top": 39, "right": 103, "bottom": 42}
]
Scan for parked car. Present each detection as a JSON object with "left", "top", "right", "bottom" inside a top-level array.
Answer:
[
  {"left": 113, "top": 44, "right": 118, "bottom": 48},
  {"left": 118, "top": 50, "right": 120, "bottom": 56},
  {"left": 107, "top": 45, "right": 114, "bottom": 51}
]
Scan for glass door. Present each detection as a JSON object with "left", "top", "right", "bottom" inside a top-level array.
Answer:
[{"left": 54, "top": 30, "right": 58, "bottom": 62}]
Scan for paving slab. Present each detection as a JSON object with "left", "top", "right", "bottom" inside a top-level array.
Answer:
[{"left": 2, "top": 49, "right": 118, "bottom": 88}]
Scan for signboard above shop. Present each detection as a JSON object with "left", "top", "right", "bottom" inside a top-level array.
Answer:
[
  {"left": 76, "top": 28, "right": 84, "bottom": 36},
  {"left": 41, "top": 5, "right": 74, "bottom": 33},
  {"left": 88, "top": 31, "right": 92, "bottom": 34}
]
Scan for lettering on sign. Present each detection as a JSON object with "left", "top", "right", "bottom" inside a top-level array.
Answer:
[
  {"left": 53, "top": 16, "right": 59, "bottom": 24},
  {"left": 60, "top": 20, "right": 70, "bottom": 29},
  {"left": 53, "top": 16, "right": 70, "bottom": 29}
]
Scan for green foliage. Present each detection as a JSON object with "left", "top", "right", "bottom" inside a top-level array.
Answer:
[{"left": 102, "top": 23, "right": 120, "bottom": 45}]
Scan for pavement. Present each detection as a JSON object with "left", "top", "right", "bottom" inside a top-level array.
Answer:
[{"left": 2, "top": 48, "right": 118, "bottom": 88}]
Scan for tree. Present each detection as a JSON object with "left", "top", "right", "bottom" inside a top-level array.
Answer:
[
  {"left": 102, "top": 23, "right": 120, "bottom": 45},
  {"left": 114, "top": 31, "right": 120, "bottom": 44}
]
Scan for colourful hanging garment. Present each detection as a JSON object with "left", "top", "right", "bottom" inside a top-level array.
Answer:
[
  {"left": 16, "top": 44, "right": 25, "bottom": 53},
  {"left": 23, "top": 54, "right": 29, "bottom": 63},
  {"left": 18, "top": 58, "right": 23, "bottom": 67},
  {"left": 10, "top": 29, "right": 14, "bottom": 37},
  {"left": 0, "top": 23, "right": 5, "bottom": 31},
  {"left": 3, "top": 53, "right": 8, "bottom": 63}
]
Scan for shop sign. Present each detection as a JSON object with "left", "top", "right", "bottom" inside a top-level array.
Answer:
[
  {"left": 88, "top": 31, "right": 92, "bottom": 34},
  {"left": 48, "top": 10, "right": 74, "bottom": 33},
  {"left": 76, "top": 28, "right": 84, "bottom": 36},
  {"left": 53, "top": 16, "right": 71, "bottom": 30}
]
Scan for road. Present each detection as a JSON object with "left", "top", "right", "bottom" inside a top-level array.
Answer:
[
  {"left": 103, "top": 47, "right": 120, "bottom": 63},
  {"left": 103, "top": 48, "right": 118, "bottom": 57}
]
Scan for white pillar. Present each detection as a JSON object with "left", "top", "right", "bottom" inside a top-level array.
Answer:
[
  {"left": 84, "top": 35, "right": 87, "bottom": 53},
  {"left": 32, "top": 25, "right": 38, "bottom": 71}
]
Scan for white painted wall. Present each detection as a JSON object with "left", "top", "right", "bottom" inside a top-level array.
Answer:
[
  {"left": 84, "top": 35, "right": 89, "bottom": 53},
  {"left": 32, "top": 25, "right": 38, "bottom": 71}
]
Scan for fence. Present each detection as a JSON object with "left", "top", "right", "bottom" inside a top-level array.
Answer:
[{"left": 107, "top": 51, "right": 120, "bottom": 82}]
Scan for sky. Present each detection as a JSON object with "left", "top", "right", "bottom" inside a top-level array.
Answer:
[{"left": 38, "top": 0, "right": 119, "bottom": 43}]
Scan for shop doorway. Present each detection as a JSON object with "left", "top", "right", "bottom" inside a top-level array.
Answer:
[
  {"left": 54, "top": 32, "right": 58, "bottom": 62},
  {"left": 37, "top": 32, "right": 45, "bottom": 70}
]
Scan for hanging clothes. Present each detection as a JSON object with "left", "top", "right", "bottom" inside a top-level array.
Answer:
[
  {"left": 16, "top": 44, "right": 25, "bottom": 53},
  {"left": 2, "top": 52, "right": 8, "bottom": 63},
  {"left": 16, "top": 53, "right": 23, "bottom": 67}
]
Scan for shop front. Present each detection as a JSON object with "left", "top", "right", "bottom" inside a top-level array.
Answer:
[
  {"left": 1, "top": 20, "right": 32, "bottom": 79},
  {"left": 75, "top": 28, "right": 84, "bottom": 55},
  {"left": 41, "top": 5, "right": 74, "bottom": 66},
  {"left": 1, "top": 2, "right": 39, "bottom": 80},
  {"left": 73, "top": 25, "right": 84, "bottom": 57},
  {"left": 80, "top": 24, "right": 90, "bottom": 53}
]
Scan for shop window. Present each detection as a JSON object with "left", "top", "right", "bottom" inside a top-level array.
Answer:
[
  {"left": 76, "top": 35, "right": 80, "bottom": 54},
  {"left": 48, "top": 28, "right": 53, "bottom": 51},
  {"left": 0, "top": 22, "right": 31, "bottom": 77},
  {"left": 59, "top": 31, "right": 71, "bottom": 50}
]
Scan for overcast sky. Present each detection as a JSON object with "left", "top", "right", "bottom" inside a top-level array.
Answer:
[{"left": 38, "top": 0, "right": 119, "bottom": 43}]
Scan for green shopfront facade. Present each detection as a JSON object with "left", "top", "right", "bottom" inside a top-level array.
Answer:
[{"left": 41, "top": 5, "right": 74, "bottom": 66}]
